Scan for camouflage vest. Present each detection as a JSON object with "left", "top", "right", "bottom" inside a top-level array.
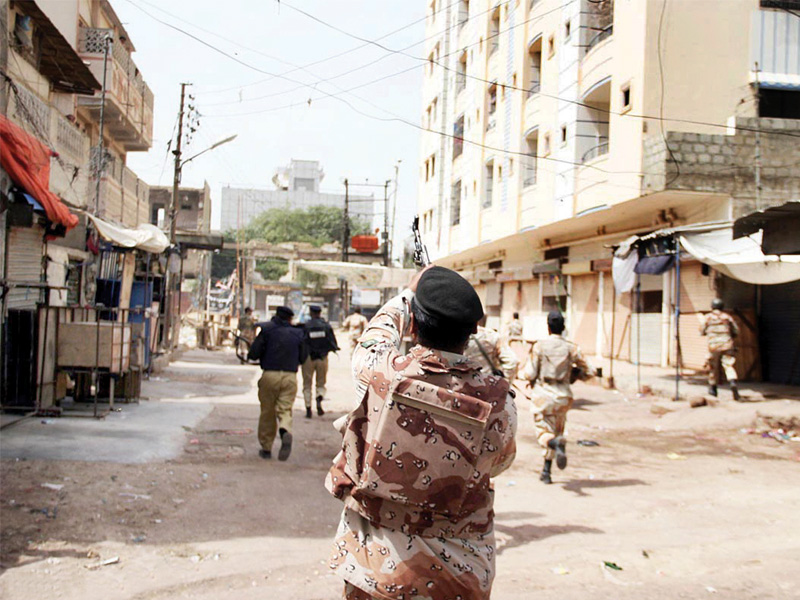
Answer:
[{"left": 326, "top": 346, "right": 511, "bottom": 538}]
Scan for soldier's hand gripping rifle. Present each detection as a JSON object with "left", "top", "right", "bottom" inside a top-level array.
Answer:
[{"left": 412, "top": 216, "right": 431, "bottom": 268}]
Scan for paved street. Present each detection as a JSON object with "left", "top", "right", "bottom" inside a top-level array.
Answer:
[{"left": 1, "top": 346, "right": 799, "bottom": 599}]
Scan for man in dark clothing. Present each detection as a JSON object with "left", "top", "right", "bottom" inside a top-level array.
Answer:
[
  {"left": 301, "top": 305, "right": 339, "bottom": 418},
  {"left": 247, "top": 306, "right": 307, "bottom": 461}
]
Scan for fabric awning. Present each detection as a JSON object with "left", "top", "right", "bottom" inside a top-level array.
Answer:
[
  {"left": 297, "top": 260, "right": 415, "bottom": 289},
  {"left": 0, "top": 114, "right": 78, "bottom": 231},
  {"left": 680, "top": 228, "right": 800, "bottom": 285},
  {"left": 87, "top": 214, "right": 169, "bottom": 254}
]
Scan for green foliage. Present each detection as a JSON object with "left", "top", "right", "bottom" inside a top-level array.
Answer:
[
  {"left": 211, "top": 249, "right": 237, "bottom": 280},
  {"left": 297, "top": 269, "right": 327, "bottom": 294},
  {"left": 255, "top": 258, "right": 289, "bottom": 281},
  {"left": 230, "top": 205, "right": 371, "bottom": 247}
]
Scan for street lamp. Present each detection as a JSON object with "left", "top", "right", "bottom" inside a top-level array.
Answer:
[{"left": 169, "top": 134, "right": 237, "bottom": 244}]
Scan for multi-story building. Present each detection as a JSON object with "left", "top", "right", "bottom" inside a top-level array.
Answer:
[
  {"left": 220, "top": 159, "right": 376, "bottom": 232},
  {"left": 1, "top": 0, "right": 154, "bottom": 408},
  {"left": 417, "top": 0, "right": 800, "bottom": 384}
]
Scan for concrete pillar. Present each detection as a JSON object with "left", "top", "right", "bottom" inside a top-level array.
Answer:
[{"left": 596, "top": 271, "right": 605, "bottom": 359}]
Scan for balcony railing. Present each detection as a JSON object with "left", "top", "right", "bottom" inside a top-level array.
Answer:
[
  {"left": 527, "top": 81, "right": 541, "bottom": 99},
  {"left": 586, "top": 24, "right": 613, "bottom": 53},
  {"left": 78, "top": 27, "right": 153, "bottom": 151},
  {"left": 582, "top": 138, "right": 610, "bottom": 163},
  {"left": 456, "top": 72, "right": 467, "bottom": 94},
  {"left": 486, "top": 114, "right": 497, "bottom": 131}
]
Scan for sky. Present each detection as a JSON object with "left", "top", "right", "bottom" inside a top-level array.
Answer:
[{"left": 113, "top": 0, "right": 427, "bottom": 248}]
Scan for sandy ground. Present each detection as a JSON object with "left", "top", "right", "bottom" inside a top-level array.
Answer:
[{"left": 2, "top": 346, "right": 800, "bottom": 599}]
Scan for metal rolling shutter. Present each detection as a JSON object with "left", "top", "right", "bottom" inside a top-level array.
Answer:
[
  {"left": 5, "top": 226, "right": 45, "bottom": 310},
  {"left": 570, "top": 274, "right": 598, "bottom": 355},
  {"left": 760, "top": 280, "right": 800, "bottom": 385},
  {"left": 678, "top": 262, "right": 717, "bottom": 370}
]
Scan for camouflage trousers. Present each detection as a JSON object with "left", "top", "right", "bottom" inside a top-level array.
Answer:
[
  {"left": 532, "top": 395, "right": 574, "bottom": 460},
  {"left": 257, "top": 371, "right": 297, "bottom": 450},
  {"left": 301, "top": 356, "right": 328, "bottom": 408},
  {"left": 707, "top": 351, "right": 737, "bottom": 386},
  {"left": 343, "top": 583, "right": 378, "bottom": 600}
]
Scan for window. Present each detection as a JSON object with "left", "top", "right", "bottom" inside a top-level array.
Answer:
[
  {"left": 547, "top": 34, "right": 555, "bottom": 58},
  {"left": 428, "top": 51, "right": 435, "bottom": 75},
  {"left": 524, "top": 130, "right": 538, "bottom": 187},
  {"left": 489, "top": 7, "right": 501, "bottom": 55},
  {"left": 450, "top": 181, "right": 462, "bottom": 226},
  {"left": 453, "top": 115, "right": 465, "bottom": 159},
  {"left": 294, "top": 177, "right": 315, "bottom": 191},
  {"left": 543, "top": 132, "right": 551, "bottom": 155},
  {"left": 487, "top": 83, "right": 498, "bottom": 130},
  {"left": 483, "top": 161, "right": 494, "bottom": 208},
  {"left": 758, "top": 88, "right": 800, "bottom": 119},
  {"left": 564, "top": 20, "right": 571, "bottom": 41},
  {"left": 431, "top": 97, "right": 438, "bottom": 125},
  {"left": 425, "top": 105, "right": 432, "bottom": 128},
  {"left": 456, "top": 51, "right": 467, "bottom": 93},
  {"left": 528, "top": 38, "right": 542, "bottom": 97},
  {"left": 621, "top": 84, "right": 632, "bottom": 112},
  {"left": 635, "top": 290, "right": 663, "bottom": 314},
  {"left": 560, "top": 124, "right": 567, "bottom": 145},
  {"left": 459, "top": 0, "right": 470, "bottom": 28},
  {"left": 430, "top": 0, "right": 437, "bottom": 21}
]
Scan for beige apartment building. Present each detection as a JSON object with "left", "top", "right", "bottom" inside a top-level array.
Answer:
[{"left": 417, "top": 0, "right": 800, "bottom": 383}]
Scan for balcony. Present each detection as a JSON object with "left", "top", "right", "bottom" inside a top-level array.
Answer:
[
  {"left": 581, "top": 137, "right": 609, "bottom": 163},
  {"left": 77, "top": 27, "right": 153, "bottom": 151},
  {"left": 586, "top": 24, "right": 613, "bottom": 54},
  {"left": 50, "top": 112, "right": 91, "bottom": 209},
  {"left": 95, "top": 156, "right": 150, "bottom": 227}
]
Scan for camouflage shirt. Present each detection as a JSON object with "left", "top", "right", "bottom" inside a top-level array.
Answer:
[
  {"left": 464, "top": 327, "right": 520, "bottom": 380},
  {"left": 507, "top": 319, "right": 523, "bottom": 339},
  {"left": 343, "top": 313, "right": 369, "bottom": 340},
  {"left": 326, "top": 290, "right": 517, "bottom": 600},
  {"left": 700, "top": 309, "right": 739, "bottom": 353},
  {"left": 522, "top": 334, "right": 590, "bottom": 403}
]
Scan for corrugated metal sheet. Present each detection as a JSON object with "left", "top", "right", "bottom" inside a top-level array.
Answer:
[
  {"left": 751, "top": 9, "right": 800, "bottom": 82},
  {"left": 677, "top": 262, "right": 718, "bottom": 370},
  {"left": 6, "top": 226, "right": 45, "bottom": 310}
]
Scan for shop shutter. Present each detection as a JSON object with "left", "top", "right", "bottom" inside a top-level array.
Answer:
[
  {"left": 677, "top": 262, "right": 717, "bottom": 370},
  {"left": 5, "top": 226, "right": 45, "bottom": 310},
  {"left": 760, "top": 280, "right": 800, "bottom": 385},
  {"left": 570, "top": 274, "right": 598, "bottom": 355}
]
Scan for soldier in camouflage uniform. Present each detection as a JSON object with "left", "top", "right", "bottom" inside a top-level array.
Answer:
[
  {"left": 700, "top": 298, "right": 741, "bottom": 400},
  {"left": 342, "top": 307, "right": 369, "bottom": 355},
  {"left": 464, "top": 324, "right": 519, "bottom": 380},
  {"left": 237, "top": 307, "right": 257, "bottom": 344},
  {"left": 521, "top": 311, "right": 591, "bottom": 484},
  {"left": 326, "top": 266, "right": 517, "bottom": 600},
  {"left": 507, "top": 312, "right": 523, "bottom": 340}
]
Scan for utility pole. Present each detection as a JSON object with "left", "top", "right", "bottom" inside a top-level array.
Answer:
[
  {"left": 391, "top": 160, "right": 401, "bottom": 265},
  {"left": 383, "top": 180, "right": 390, "bottom": 267},
  {"left": 93, "top": 34, "right": 112, "bottom": 215},
  {"left": 753, "top": 62, "right": 762, "bottom": 212},
  {"left": 165, "top": 82, "right": 190, "bottom": 351},
  {"left": 170, "top": 82, "right": 190, "bottom": 243}
]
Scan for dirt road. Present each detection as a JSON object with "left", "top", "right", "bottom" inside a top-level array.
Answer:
[{"left": 2, "top": 348, "right": 799, "bottom": 599}]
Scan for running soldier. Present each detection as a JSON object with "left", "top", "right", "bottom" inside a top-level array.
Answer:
[
  {"left": 326, "top": 266, "right": 517, "bottom": 600},
  {"left": 237, "top": 307, "right": 257, "bottom": 344},
  {"left": 700, "top": 298, "right": 741, "bottom": 401},
  {"left": 522, "top": 311, "right": 591, "bottom": 484},
  {"left": 507, "top": 312, "right": 523, "bottom": 340},
  {"left": 341, "top": 307, "right": 369, "bottom": 354},
  {"left": 464, "top": 323, "right": 519, "bottom": 380},
  {"left": 302, "top": 305, "right": 339, "bottom": 418}
]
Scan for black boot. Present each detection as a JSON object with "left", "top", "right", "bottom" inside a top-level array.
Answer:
[
  {"left": 258, "top": 449, "right": 271, "bottom": 460},
  {"left": 278, "top": 428, "right": 292, "bottom": 461},
  {"left": 305, "top": 406, "right": 312, "bottom": 419},
  {"left": 540, "top": 459, "right": 553, "bottom": 484},
  {"left": 548, "top": 436, "right": 567, "bottom": 470},
  {"left": 708, "top": 384, "right": 718, "bottom": 397},
  {"left": 316, "top": 395, "right": 325, "bottom": 416},
  {"left": 731, "top": 381, "right": 741, "bottom": 402}
]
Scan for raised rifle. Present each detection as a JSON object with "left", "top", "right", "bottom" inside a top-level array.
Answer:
[{"left": 412, "top": 216, "right": 431, "bottom": 267}]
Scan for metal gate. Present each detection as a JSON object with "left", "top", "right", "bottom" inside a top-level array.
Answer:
[{"left": 760, "top": 280, "right": 800, "bottom": 385}]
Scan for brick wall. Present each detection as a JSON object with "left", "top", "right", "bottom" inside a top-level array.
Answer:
[{"left": 642, "top": 118, "right": 800, "bottom": 217}]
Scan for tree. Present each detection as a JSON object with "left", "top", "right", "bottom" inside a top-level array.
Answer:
[{"left": 232, "top": 205, "right": 371, "bottom": 246}]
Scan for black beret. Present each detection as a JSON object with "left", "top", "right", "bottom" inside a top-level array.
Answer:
[
  {"left": 309, "top": 305, "right": 322, "bottom": 313},
  {"left": 547, "top": 310, "right": 564, "bottom": 328},
  {"left": 415, "top": 266, "right": 483, "bottom": 324},
  {"left": 276, "top": 306, "right": 294, "bottom": 319}
]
